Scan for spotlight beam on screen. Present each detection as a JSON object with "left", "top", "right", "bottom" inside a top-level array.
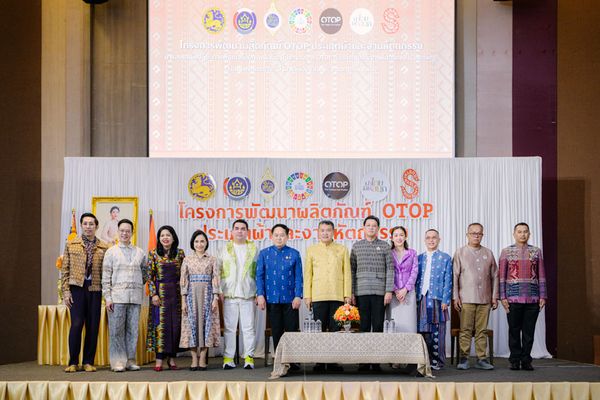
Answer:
[{"left": 148, "top": 0, "right": 455, "bottom": 158}]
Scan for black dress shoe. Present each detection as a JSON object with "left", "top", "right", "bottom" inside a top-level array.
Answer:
[
  {"left": 521, "top": 362, "right": 534, "bottom": 371},
  {"left": 358, "top": 364, "right": 371, "bottom": 372},
  {"left": 198, "top": 366, "right": 207, "bottom": 371},
  {"left": 289, "top": 363, "right": 301, "bottom": 371},
  {"left": 189, "top": 366, "right": 199, "bottom": 371},
  {"left": 327, "top": 363, "right": 344, "bottom": 372},
  {"left": 509, "top": 362, "right": 520, "bottom": 370}
]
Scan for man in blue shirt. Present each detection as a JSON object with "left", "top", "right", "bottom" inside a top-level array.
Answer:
[
  {"left": 256, "top": 224, "right": 303, "bottom": 359},
  {"left": 416, "top": 229, "right": 453, "bottom": 370}
]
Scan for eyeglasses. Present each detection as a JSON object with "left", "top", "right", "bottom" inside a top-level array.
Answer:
[{"left": 468, "top": 232, "right": 483, "bottom": 237}]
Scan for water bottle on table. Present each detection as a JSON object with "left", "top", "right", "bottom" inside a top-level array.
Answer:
[{"left": 303, "top": 316, "right": 309, "bottom": 332}]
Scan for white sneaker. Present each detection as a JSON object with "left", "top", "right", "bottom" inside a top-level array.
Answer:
[
  {"left": 126, "top": 363, "right": 141, "bottom": 371},
  {"left": 223, "top": 361, "right": 236, "bottom": 370},
  {"left": 244, "top": 356, "right": 255, "bottom": 369},
  {"left": 113, "top": 364, "right": 125, "bottom": 372}
]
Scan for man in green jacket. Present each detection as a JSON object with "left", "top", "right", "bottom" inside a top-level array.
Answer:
[{"left": 219, "top": 219, "right": 258, "bottom": 370}]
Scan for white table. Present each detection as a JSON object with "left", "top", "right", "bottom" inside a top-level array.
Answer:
[{"left": 270, "top": 332, "right": 433, "bottom": 378}]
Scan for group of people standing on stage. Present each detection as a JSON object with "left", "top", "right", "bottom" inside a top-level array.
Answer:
[{"left": 61, "top": 213, "right": 546, "bottom": 374}]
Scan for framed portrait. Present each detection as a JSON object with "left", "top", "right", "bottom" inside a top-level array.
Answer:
[{"left": 91, "top": 197, "right": 139, "bottom": 245}]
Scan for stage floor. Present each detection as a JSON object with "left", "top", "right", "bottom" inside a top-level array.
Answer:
[{"left": 2, "top": 358, "right": 599, "bottom": 382}]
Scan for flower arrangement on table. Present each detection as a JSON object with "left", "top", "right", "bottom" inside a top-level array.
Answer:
[{"left": 334, "top": 304, "right": 360, "bottom": 332}]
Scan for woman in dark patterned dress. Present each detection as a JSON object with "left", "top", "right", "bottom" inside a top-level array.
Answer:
[{"left": 146, "top": 225, "right": 185, "bottom": 371}]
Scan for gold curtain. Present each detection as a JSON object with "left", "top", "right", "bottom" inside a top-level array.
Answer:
[
  {"left": 37, "top": 305, "right": 154, "bottom": 366},
  {"left": 2, "top": 381, "right": 600, "bottom": 400}
]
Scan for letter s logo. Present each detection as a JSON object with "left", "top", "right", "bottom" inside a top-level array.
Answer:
[
  {"left": 382, "top": 8, "right": 400, "bottom": 34},
  {"left": 401, "top": 169, "right": 420, "bottom": 200}
]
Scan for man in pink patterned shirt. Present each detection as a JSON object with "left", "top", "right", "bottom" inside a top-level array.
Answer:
[{"left": 499, "top": 222, "right": 547, "bottom": 371}]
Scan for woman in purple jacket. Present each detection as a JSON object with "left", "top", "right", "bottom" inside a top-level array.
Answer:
[{"left": 386, "top": 226, "right": 418, "bottom": 333}]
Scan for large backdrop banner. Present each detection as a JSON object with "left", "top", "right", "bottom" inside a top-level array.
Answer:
[{"left": 60, "top": 156, "right": 550, "bottom": 358}]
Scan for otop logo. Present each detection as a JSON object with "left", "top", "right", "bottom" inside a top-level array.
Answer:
[
  {"left": 322, "top": 172, "right": 350, "bottom": 200},
  {"left": 319, "top": 8, "right": 343, "bottom": 35}
]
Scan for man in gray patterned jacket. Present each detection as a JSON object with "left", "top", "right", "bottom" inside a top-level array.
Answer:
[{"left": 351, "top": 215, "right": 395, "bottom": 371}]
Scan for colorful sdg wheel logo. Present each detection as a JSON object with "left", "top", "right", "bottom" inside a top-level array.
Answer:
[
  {"left": 289, "top": 8, "right": 312, "bottom": 34},
  {"left": 285, "top": 171, "right": 314, "bottom": 200}
]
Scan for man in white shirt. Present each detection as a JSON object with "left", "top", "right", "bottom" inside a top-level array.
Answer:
[
  {"left": 102, "top": 219, "right": 146, "bottom": 372},
  {"left": 219, "top": 219, "right": 258, "bottom": 370},
  {"left": 415, "top": 229, "right": 453, "bottom": 370}
]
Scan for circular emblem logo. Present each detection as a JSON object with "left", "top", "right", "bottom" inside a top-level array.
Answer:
[
  {"left": 264, "top": 11, "right": 281, "bottom": 33},
  {"left": 203, "top": 8, "right": 226, "bottom": 34},
  {"left": 319, "top": 8, "right": 343, "bottom": 35},
  {"left": 188, "top": 172, "right": 217, "bottom": 201},
  {"left": 350, "top": 8, "right": 374, "bottom": 35},
  {"left": 223, "top": 174, "right": 252, "bottom": 200},
  {"left": 285, "top": 172, "right": 314, "bottom": 200},
  {"left": 289, "top": 8, "right": 312, "bottom": 34},
  {"left": 360, "top": 171, "right": 390, "bottom": 201},
  {"left": 261, "top": 179, "right": 276, "bottom": 194},
  {"left": 260, "top": 167, "right": 278, "bottom": 201},
  {"left": 234, "top": 8, "right": 257, "bottom": 35},
  {"left": 264, "top": 3, "right": 282, "bottom": 35},
  {"left": 322, "top": 172, "right": 350, "bottom": 200}
]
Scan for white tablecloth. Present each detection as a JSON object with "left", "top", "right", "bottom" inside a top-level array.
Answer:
[{"left": 270, "top": 332, "right": 432, "bottom": 378}]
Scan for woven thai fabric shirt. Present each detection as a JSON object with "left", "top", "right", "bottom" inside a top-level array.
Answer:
[
  {"left": 416, "top": 250, "right": 453, "bottom": 305},
  {"left": 350, "top": 238, "right": 395, "bottom": 296},
  {"left": 499, "top": 244, "right": 546, "bottom": 303},
  {"left": 256, "top": 245, "right": 303, "bottom": 304},
  {"left": 102, "top": 243, "right": 147, "bottom": 304},
  {"left": 218, "top": 240, "right": 257, "bottom": 299},
  {"left": 452, "top": 245, "right": 499, "bottom": 304},
  {"left": 61, "top": 235, "right": 109, "bottom": 294}
]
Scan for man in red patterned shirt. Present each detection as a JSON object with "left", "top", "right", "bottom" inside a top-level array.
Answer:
[{"left": 499, "top": 222, "right": 547, "bottom": 371}]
